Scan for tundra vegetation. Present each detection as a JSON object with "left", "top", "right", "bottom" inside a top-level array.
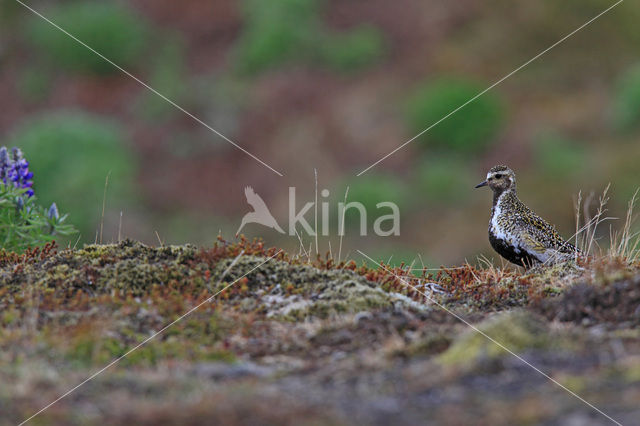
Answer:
[
  {"left": 2, "top": 1, "right": 640, "bottom": 424},
  {"left": 1, "top": 227, "right": 639, "bottom": 424}
]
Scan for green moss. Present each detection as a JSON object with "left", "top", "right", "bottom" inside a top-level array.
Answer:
[
  {"left": 0, "top": 240, "right": 202, "bottom": 296},
  {"left": 0, "top": 240, "right": 408, "bottom": 324},
  {"left": 1, "top": 309, "right": 18, "bottom": 327},
  {"left": 55, "top": 304, "right": 235, "bottom": 367},
  {"left": 556, "top": 374, "right": 588, "bottom": 394},
  {"left": 620, "top": 359, "right": 640, "bottom": 383},
  {"left": 524, "top": 262, "right": 582, "bottom": 290},
  {"left": 439, "top": 311, "right": 551, "bottom": 366},
  {"left": 64, "top": 332, "right": 235, "bottom": 367},
  {"left": 407, "top": 333, "right": 452, "bottom": 357}
]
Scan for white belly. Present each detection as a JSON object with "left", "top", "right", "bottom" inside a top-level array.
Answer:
[{"left": 490, "top": 201, "right": 526, "bottom": 256}]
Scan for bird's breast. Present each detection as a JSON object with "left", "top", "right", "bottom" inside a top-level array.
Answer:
[{"left": 489, "top": 204, "right": 508, "bottom": 240}]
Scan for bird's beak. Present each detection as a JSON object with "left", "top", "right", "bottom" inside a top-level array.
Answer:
[{"left": 475, "top": 180, "right": 488, "bottom": 188}]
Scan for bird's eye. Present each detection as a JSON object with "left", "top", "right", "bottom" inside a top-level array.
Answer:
[{"left": 494, "top": 173, "right": 502, "bottom": 179}]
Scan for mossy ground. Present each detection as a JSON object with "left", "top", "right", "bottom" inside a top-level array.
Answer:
[{"left": 1, "top": 239, "right": 639, "bottom": 425}]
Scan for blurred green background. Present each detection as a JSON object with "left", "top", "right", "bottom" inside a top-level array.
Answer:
[{"left": 1, "top": 0, "right": 639, "bottom": 266}]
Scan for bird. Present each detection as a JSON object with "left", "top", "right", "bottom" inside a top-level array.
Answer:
[
  {"left": 475, "top": 165, "right": 580, "bottom": 267},
  {"left": 236, "top": 186, "right": 285, "bottom": 236}
]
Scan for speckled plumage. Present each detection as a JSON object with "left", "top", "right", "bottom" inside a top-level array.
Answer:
[{"left": 476, "top": 165, "right": 579, "bottom": 266}]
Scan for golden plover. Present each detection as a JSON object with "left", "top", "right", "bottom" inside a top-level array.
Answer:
[{"left": 475, "top": 165, "right": 579, "bottom": 266}]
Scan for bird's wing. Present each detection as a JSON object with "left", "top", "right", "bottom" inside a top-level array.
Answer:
[
  {"left": 244, "top": 186, "right": 270, "bottom": 212},
  {"left": 516, "top": 212, "right": 575, "bottom": 253},
  {"left": 519, "top": 232, "right": 548, "bottom": 258}
]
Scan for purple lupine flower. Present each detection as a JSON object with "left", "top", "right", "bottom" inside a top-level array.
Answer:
[
  {"left": 0, "top": 147, "right": 8, "bottom": 184},
  {"left": 47, "top": 202, "right": 59, "bottom": 220},
  {"left": 0, "top": 147, "right": 34, "bottom": 197}
]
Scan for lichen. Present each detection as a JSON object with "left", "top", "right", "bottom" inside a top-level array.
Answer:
[{"left": 212, "top": 255, "right": 400, "bottom": 319}]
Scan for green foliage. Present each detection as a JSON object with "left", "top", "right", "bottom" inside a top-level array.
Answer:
[
  {"left": 613, "top": 65, "right": 640, "bottom": 131},
  {"left": 7, "top": 112, "right": 135, "bottom": 241},
  {"left": 66, "top": 332, "right": 234, "bottom": 367},
  {"left": 534, "top": 132, "right": 585, "bottom": 176},
  {"left": 27, "top": 2, "right": 148, "bottom": 74},
  {"left": 136, "top": 36, "right": 187, "bottom": 120},
  {"left": 405, "top": 78, "right": 504, "bottom": 153},
  {"left": 342, "top": 174, "right": 405, "bottom": 225},
  {"left": 235, "top": 0, "right": 319, "bottom": 74},
  {"left": 234, "top": 0, "right": 384, "bottom": 75},
  {"left": 414, "top": 157, "right": 474, "bottom": 203},
  {"left": 439, "top": 312, "right": 551, "bottom": 366},
  {"left": 321, "top": 25, "right": 385, "bottom": 72},
  {"left": 0, "top": 184, "right": 75, "bottom": 252},
  {"left": 17, "top": 67, "right": 52, "bottom": 103},
  {"left": 0, "top": 1, "right": 21, "bottom": 28}
]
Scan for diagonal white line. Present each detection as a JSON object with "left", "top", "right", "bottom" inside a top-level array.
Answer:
[
  {"left": 14, "top": 0, "right": 284, "bottom": 177},
  {"left": 19, "top": 250, "right": 283, "bottom": 425},
  {"left": 356, "top": 0, "right": 624, "bottom": 176},
  {"left": 357, "top": 249, "right": 623, "bottom": 426}
]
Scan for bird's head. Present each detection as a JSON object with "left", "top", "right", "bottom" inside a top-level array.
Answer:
[{"left": 475, "top": 165, "right": 516, "bottom": 193}]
